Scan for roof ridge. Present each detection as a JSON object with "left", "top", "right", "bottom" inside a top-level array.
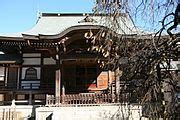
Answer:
[
  {"left": 41, "top": 13, "right": 91, "bottom": 17},
  {"left": 41, "top": 13, "right": 127, "bottom": 17}
]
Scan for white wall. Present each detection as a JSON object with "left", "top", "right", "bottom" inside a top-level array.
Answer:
[
  {"left": 23, "top": 58, "right": 41, "bottom": 65},
  {"left": 0, "top": 67, "right": 5, "bottom": 81},
  {"left": 36, "top": 104, "right": 142, "bottom": 120},
  {"left": 43, "top": 58, "right": 56, "bottom": 65},
  {"left": 22, "top": 53, "right": 41, "bottom": 65}
]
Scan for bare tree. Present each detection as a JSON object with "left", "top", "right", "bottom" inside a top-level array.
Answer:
[{"left": 87, "top": 0, "right": 179, "bottom": 119}]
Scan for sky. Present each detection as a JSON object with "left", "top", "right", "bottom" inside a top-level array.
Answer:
[
  {"left": 0, "top": 0, "right": 178, "bottom": 34},
  {"left": 0, "top": 0, "right": 94, "bottom": 33}
]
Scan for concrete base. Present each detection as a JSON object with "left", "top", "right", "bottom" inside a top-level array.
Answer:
[
  {"left": 36, "top": 104, "right": 142, "bottom": 120},
  {"left": 0, "top": 105, "right": 34, "bottom": 120}
]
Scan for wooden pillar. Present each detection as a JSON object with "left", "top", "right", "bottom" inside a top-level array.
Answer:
[
  {"left": 108, "top": 70, "right": 113, "bottom": 83},
  {"left": 55, "top": 69, "right": 61, "bottom": 104},
  {"left": 5, "top": 67, "right": 8, "bottom": 86},
  {"left": 115, "top": 68, "right": 122, "bottom": 102},
  {"left": 55, "top": 45, "right": 61, "bottom": 105},
  {"left": 17, "top": 67, "right": 20, "bottom": 89},
  {"left": 108, "top": 70, "right": 113, "bottom": 93},
  {"left": 29, "top": 92, "right": 32, "bottom": 105}
]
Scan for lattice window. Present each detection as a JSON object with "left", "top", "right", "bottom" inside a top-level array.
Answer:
[
  {"left": 25, "top": 67, "right": 37, "bottom": 80},
  {"left": 22, "top": 67, "right": 40, "bottom": 89}
]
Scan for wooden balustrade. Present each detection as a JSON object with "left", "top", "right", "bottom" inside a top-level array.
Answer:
[
  {"left": 46, "top": 93, "right": 117, "bottom": 106},
  {"left": 0, "top": 82, "right": 54, "bottom": 91}
]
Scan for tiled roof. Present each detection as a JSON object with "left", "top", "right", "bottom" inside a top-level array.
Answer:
[{"left": 0, "top": 13, "right": 139, "bottom": 39}]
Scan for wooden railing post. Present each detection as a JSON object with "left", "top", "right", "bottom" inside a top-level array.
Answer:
[
  {"left": 61, "top": 85, "right": 65, "bottom": 104},
  {"left": 46, "top": 94, "right": 49, "bottom": 106},
  {"left": 29, "top": 92, "right": 32, "bottom": 105}
]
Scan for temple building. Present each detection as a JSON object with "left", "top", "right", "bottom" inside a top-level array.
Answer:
[
  {"left": 0, "top": 13, "right": 179, "bottom": 119},
  {"left": 0, "top": 13, "right": 138, "bottom": 106}
]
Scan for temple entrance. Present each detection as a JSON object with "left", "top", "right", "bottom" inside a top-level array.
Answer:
[
  {"left": 42, "top": 66, "right": 55, "bottom": 90},
  {"left": 62, "top": 59, "right": 99, "bottom": 94}
]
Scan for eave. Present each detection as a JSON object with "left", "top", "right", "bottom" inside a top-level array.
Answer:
[
  {"left": 22, "top": 25, "right": 104, "bottom": 40},
  {"left": 0, "top": 36, "right": 24, "bottom": 41}
]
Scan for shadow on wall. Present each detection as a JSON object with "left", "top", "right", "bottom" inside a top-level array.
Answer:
[{"left": 46, "top": 113, "right": 53, "bottom": 120}]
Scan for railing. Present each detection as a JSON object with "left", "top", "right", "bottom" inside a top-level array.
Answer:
[
  {"left": 46, "top": 93, "right": 117, "bottom": 106},
  {"left": 0, "top": 107, "right": 17, "bottom": 120},
  {"left": 0, "top": 82, "right": 54, "bottom": 91}
]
